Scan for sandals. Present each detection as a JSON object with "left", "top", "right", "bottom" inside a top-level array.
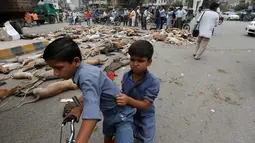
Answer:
[{"left": 193, "top": 54, "right": 201, "bottom": 60}]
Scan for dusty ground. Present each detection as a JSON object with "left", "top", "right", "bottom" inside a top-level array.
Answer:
[{"left": 0, "top": 21, "right": 255, "bottom": 143}]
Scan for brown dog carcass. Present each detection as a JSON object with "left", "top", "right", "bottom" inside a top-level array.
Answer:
[
  {"left": 34, "top": 58, "right": 46, "bottom": 68},
  {"left": 0, "top": 66, "right": 10, "bottom": 74},
  {"left": 35, "top": 69, "right": 58, "bottom": 81},
  {"left": 12, "top": 72, "right": 33, "bottom": 80},
  {"left": 0, "top": 87, "right": 21, "bottom": 100},
  {"left": 22, "top": 61, "right": 36, "bottom": 72},
  {"left": 19, "top": 79, "right": 78, "bottom": 106},
  {"left": 104, "top": 58, "right": 129, "bottom": 73},
  {"left": 84, "top": 59, "right": 102, "bottom": 65}
]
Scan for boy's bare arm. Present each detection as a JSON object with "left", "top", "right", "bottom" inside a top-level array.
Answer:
[
  {"left": 116, "top": 93, "right": 152, "bottom": 110},
  {"left": 75, "top": 119, "right": 97, "bottom": 143}
]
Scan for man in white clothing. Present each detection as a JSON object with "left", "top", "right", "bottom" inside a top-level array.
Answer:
[
  {"left": 131, "top": 8, "right": 136, "bottom": 27},
  {"left": 193, "top": 2, "right": 219, "bottom": 60},
  {"left": 175, "top": 5, "right": 187, "bottom": 29},
  {"left": 142, "top": 7, "right": 148, "bottom": 30}
]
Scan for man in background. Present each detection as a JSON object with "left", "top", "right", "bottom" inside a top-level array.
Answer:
[{"left": 175, "top": 5, "right": 187, "bottom": 29}]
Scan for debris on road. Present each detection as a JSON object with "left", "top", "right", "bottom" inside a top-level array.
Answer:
[
  {"left": 217, "top": 69, "right": 227, "bottom": 74},
  {"left": 0, "top": 81, "right": 6, "bottom": 86},
  {"left": 60, "top": 99, "right": 74, "bottom": 103},
  {"left": 22, "top": 25, "right": 195, "bottom": 46}
]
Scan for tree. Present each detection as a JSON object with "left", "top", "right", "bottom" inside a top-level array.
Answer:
[
  {"left": 58, "top": 0, "right": 68, "bottom": 9},
  {"left": 251, "top": 0, "right": 255, "bottom": 5},
  {"left": 234, "top": 3, "right": 248, "bottom": 11},
  {"left": 186, "top": 0, "right": 193, "bottom": 8},
  {"left": 172, "top": 1, "right": 183, "bottom": 7},
  {"left": 234, "top": 0, "right": 249, "bottom": 11}
]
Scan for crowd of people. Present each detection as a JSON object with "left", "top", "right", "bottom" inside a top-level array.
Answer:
[
  {"left": 57, "top": 5, "right": 188, "bottom": 30},
  {"left": 24, "top": 12, "right": 40, "bottom": 27}
]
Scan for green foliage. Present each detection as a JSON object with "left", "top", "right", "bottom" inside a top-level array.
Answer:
[
  {"left": 172, "top": 1, "right": 183, "bottom": 7},
  {"left": 234, "top": 3, "right": 248, "bottom": 11}
]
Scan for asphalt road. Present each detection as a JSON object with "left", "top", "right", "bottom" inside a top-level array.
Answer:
[{"left": 1, "top": 21, "right": 255, "bottom": 143}]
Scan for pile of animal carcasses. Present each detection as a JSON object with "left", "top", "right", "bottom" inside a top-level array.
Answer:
[
  {"left": 149, "top": 28, "right": 196, "bottom": 46},
  {"left": 0, "top": 26, "right": 139, "bottom": 107}
]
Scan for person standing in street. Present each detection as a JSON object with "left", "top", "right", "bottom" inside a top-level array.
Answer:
[
  {"left": 142, "top": 7, "right": 148, "bottom": 30},
  {"left": 155, "top": 7, "right": 161, "bottom": 29},
  {"left": 73, "top": 11, "right": 78, "bottom": 25},
  {"left": 123, "top": 8, "right": 129, "bottom": 26},
  {"left": 58, "top": 10, "right": 63, "bottom": 23},
  {"left": 56, "top": 11, "right": 60, "bottom": 23},
  {"left": 194, "top": 2, "right": 219, "bottom": 60},
  {"left": 159, "top": 6, "right": 165, "bottom": 29},
  {"left": 131, "top": 8, "right": 136, "bottom": 27},
  {"left": 31, "top": 12, "right": 40, "bottom": 26},
  {"left": 93, "top": 9, "right": 100, "bottom": 24},
  {"left": 86, "top": 10, "right": 92, "bottom": 26},
  {"left": 62, "top": 11, "right": 67, "bottom": 22},
  {"left": 24, "top": 12, "right": 32, "bottom": 27},
  {"left": 67, "top": 10, "right": 73, "bottom": 25},
  {"left": 136, "top": 7, "right": 141, "bottom": 27},
  {"left": 175, "top": 5, "right": 187, "bottom": 29},
  {"left": 128, "top": 9, "right": 132, "bottom": 26},
  {"left": 166, "top": 7, "right": 175, "bottom": 29}
]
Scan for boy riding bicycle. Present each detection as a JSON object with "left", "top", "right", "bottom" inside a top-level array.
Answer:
[{"left": 43, "top": 37, "right": 135, "bottom": 143}]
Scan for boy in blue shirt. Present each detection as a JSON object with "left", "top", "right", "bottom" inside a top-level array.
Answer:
[
  {"left": 116, "top": 40, "right": 160, "bottom": 143},
  {"left": 43, "top": 37, "right": 135, "bottom": 143}
]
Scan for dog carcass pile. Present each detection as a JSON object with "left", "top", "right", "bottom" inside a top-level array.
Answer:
[
  {"left": 148, "top": 28, "right": 196, "bottom": 46},
  {"left": 0, "top": 25, "right": 195, "bottom": 110},
  {"left": 22, "top": 25, "right": 195, "bottom": 46}
]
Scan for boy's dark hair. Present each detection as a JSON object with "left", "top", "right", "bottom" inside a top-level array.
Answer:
[
  {"left": 128, "top": 40, "right": 154, "bottom": 60},
  {"left": 43, "top": 36, "right": 82, "bottom": 63},
  {"left": 209, "top": 2, "right": 219, "bottom": 11}
]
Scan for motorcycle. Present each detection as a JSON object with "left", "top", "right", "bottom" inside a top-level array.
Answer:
[
  {"left": 99, "top": 16, "right": 109, "bottom": 25},
  {"left": 100, "top": 15, "right": 121, "bottom": 26},
  {"left": 73, "top": 16, "right": 81, "bottom": 25}
]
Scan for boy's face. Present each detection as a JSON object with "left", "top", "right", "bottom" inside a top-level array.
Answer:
[
  {"left": 46, "top": 57, "right": 80, "bottom": 80},
  {"left": 130, "top": 56, "right": 152, "bottom": 75}
]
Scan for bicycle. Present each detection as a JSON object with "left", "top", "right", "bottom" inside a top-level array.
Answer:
[
  {"left": 60, "top": 96, "right": 80, "bottom": 143},
  {"left": 59, "top": 96, "right": 116, "bottom": 143}
]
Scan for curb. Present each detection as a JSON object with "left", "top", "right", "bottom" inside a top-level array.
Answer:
[{"left": 0, "top": 40, "right": 48, "bottom": 60}]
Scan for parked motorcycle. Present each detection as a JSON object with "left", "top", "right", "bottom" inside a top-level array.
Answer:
[
  {"left": 100, "top": 15, "right": 121, "bottom": 26},
  {"left": 73, "top": 16, "right": 81, "bottom": 25}
]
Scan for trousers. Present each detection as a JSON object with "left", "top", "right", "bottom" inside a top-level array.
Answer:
[{"left": 195, "top": 36, "right": 210, "bottom": 58}]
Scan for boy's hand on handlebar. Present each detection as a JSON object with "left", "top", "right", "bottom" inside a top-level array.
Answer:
[{"left": 64, "top": 105, "right": 83, "bottom": 123}]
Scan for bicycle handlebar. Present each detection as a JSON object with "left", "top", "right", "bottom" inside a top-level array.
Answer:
[{"left": 60, "top": 96, "right": 81, "bottom": 143}]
